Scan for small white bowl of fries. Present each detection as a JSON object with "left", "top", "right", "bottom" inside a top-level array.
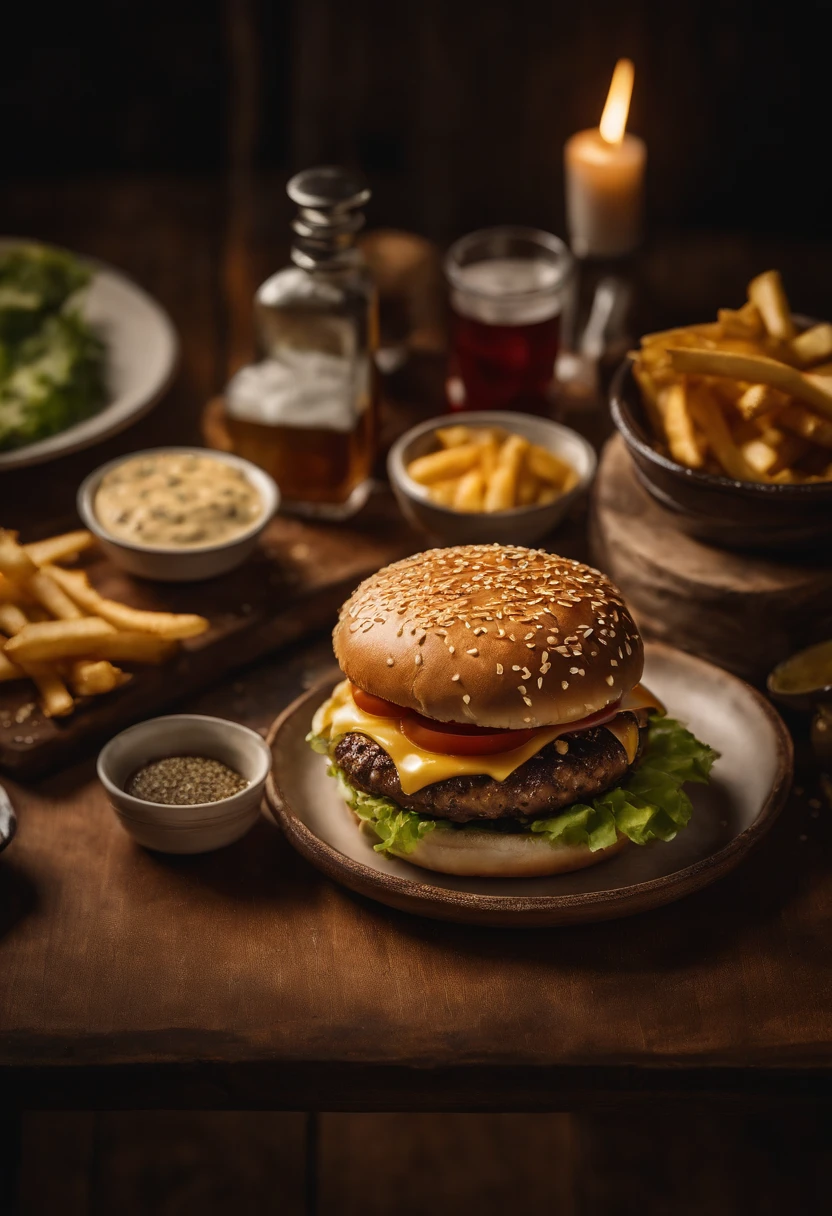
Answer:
[
  {"left": 388, "top": 412, "right": 596, "bottom": 547},
  {"left": 0, "top": 528, "right": 209, "bottom": 720},
  {"left": 613, "top": 270, "right": 832, "bottom": 550}
]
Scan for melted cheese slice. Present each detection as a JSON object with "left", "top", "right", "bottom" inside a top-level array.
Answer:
[{"left": 314, "top": 680, "right": 649, "bottom": 795}]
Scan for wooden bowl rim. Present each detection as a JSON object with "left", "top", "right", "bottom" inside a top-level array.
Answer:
[
  {"left": 610, "top": 358, "right": 832, "bottom": 501},
  {"left": 265, "top": 642, "right": 794, "bottom": 926}
]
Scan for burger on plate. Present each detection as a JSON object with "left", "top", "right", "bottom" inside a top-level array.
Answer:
[{"left": 308, "top": 544, "right": 717, "bottom": 878}]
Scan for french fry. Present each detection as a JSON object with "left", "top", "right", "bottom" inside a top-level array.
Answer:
[
  {"left": 4, "top": 617, "right": 117, "bottom": 663},
  {"left": 0, "top": 530, "right": 38, "bottom": 582},
  {"left": 435, "top": 425, "right": 473, "bottom": 449},
  {"left": 453, "top": 470, "right": 486, "bottom": 512},
  {"left": 633, "top": 364, "right": 667, "bottom": 439},
  {"left": 791, "top": 323, "right": 832, "bottom": 368},
  {"left": 26, "top": 570, "right": 84, "bottom": 621},
  {"left": 44, "top": 567, "right": 209, "bottom": 639},
  {"left": 747, "top": 270, "right": 795, "bottom": 341},
  {"left": 0, "top": 602, "right": 29, "bottom": 636},
  {"left": 717, "top": 303, "right": 764, "bottom": 339},
  {"left": 89, "top": 632, "right": 179, "bottom": 665},
  {"left": 25, "top": 662, "right": 74, "bottom": 718},
  {"left": 536, "top": 485, "right": 561, "bottom": 505},
  {"left": 24, "top": 530, "right": 95, "bottom": 567},
  {"left": 667, "top": 347, "right": 832, "bottom": 422},
  {"left": 526, "top": 445, "right": 574, "bottom": 486},
  {"left": 516, "top": 470, "right": 540, "bottom": 506},
  {"left": 735, "top": 383, "right": 790, "bottom": 421},
  {"left": 0, "top": 636, "right": 25, "bottom": 683},
  {"left": 483, "top": 466, "right": 516, "bottom": 512},
  {"left": 70, "top": 659, "right": 130, "bottom": 697},
  {"left": 662, "top": 382, "right": 706, "bottom": 469},
  {"left": 777, "top": 403, "right": 832, "bottom": 450},
  {"left": 407, "top": 444, "right": 482, "bottom": 485},
  {"left": 687, "top": 385, "right": 758, "bottom": 481},
  {"left": 426, "top": 479, "right": 459, "bottom": 507}
]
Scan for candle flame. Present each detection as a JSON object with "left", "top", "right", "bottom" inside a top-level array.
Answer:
[{"left": 599, "top": 58, "right": 634, "bottom": 145}]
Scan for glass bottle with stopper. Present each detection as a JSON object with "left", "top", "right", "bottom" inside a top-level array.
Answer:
[{"left": 225, "top": 166, "right": 378, "bottom": 519}]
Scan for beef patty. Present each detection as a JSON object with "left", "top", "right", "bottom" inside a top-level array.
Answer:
[{"left": 333, "top": 712, "right": 647, "bottom": 824}]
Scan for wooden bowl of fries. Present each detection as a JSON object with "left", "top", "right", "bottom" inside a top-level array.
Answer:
[
  {"left": 611, "top": 270, "right": 832, "bottom": 551},
  {"left": 388, "top": 412, "right": 596, "bottom": 547}
]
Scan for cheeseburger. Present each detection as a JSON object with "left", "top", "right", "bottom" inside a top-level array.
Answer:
[{"left": 308, "top": 544, "right": 716, "bottom": 877}]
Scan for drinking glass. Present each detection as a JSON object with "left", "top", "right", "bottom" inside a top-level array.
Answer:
[{"left": 444, "top": 227, "right": 574, "bottom": 413}]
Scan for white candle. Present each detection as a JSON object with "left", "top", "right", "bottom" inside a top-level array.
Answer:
[{"left": 564, "top": 59, "right": 646, "bottom": 258}]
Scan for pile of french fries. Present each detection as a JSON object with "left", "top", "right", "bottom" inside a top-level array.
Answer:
[
  {"left": 0, "top": 529, "right": 209, "bottom": 719},
  {"left": 406, "top": 425, "right": 578, "bottom": 512},
  {"left": 632, "top": 270, "right": 832, "bottom": 483}
]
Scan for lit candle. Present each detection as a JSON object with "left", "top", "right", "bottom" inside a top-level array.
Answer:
[{"left": 564, "top": 59, "right": 646, "bottom": 258}]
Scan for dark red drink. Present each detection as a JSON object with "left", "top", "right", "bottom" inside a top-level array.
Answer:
[{"left": 445, "top": 231, "right": 573, "bottom": 413}]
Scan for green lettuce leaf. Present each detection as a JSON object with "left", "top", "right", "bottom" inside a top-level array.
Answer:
[
  {"left": 308, "top": 715, "right": 718, "bottom": 857},
  {"left": 530, "top": 717, "right": 718, "bottom": 850}
]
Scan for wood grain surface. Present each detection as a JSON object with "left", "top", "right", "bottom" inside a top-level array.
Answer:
[
  {"left": 589, "top": 435, "right": 832, "bottom": 685},
  {"left": 2, "top": 632, "right": 831, "bottom": 1112}
]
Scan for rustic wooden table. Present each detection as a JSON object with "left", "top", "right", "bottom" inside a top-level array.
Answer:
[{"left": 2, "top": 180, "right": 832, "bottom": 1210}]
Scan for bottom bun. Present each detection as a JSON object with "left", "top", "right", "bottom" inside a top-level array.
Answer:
[{"left": 354, "top": 813, "right": 628, "bottom": 878}]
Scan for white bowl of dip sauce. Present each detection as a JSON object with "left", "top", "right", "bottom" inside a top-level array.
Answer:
[{"left": 78, "top": 447, "right": 279, "bottom": 581}]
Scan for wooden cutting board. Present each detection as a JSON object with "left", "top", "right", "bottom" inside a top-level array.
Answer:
[
  {"left": 0, "top": 493, "right": 420, "bottom": 778},
  {"left": 589, "top": 435, "right": 832, "bottom": 685}
]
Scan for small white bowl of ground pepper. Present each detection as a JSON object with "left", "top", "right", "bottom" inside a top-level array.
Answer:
[{"left": 97, "top": 714, "right": 271, "bottom": 853}]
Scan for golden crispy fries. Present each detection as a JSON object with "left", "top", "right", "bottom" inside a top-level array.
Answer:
[
  {"left": 0, "top": 637, "right": 25, "bottom": 683},
  {"left": 4, "top": 617, "right": 117, "bottom": 663},
  {"left": 717, "top": 303, "right": 764, "bottom": 339},
  {"left": 526, "top": 445, "right": 573, "bottom": 486},
  {"left": 668, "top": 347, "right": 832, "bottom": 421},
  {"left": 407, "top": 445, "right": 482, "bottom": 485},
  {"left": 25, "top": 662, "right": 74, "bottom": 718},
  {"left": 23, "top": 530, "right": 95, "bottom": 567},
  {"left": 791, "top": 323, "right": 832, "bottom": 368},
  {"left": 778, "top": 403, "right": 832, "bottom": 450},
  {"left": 89, "top": 632, "right": 179, "bottom": 665},
  {"left": 408, "top": 425, "right": 577, "bottom": 513},
  {"left": 687, "top": 386, "right": 757, "bottom": 481},
  {"left": 425, "top": 479, "right": 458, "bottom": 507},
  {"left": 0, "top": 529, "right": 38, "bottom": 583},
  {"left": 26, "top": 570, "right": 84, "bottom": 621},
  {"left": 453, "top": 470, "right": 486, "bottom": 512},
  {"left": 748, "top": 270, "right": 796, "bottom": 341},
  {"left": 662, "top": 382, "right": 706, "bottom": 469},
  {"left": 735, "top": 383, "right": 789, "bottom": 421},
  {"left": 44, "top": 566, "right": 209, "bottom": 639},
  {"left": 70, "top": 659, "right": 130, "bottom": 697},
  {"left": 0, "top": 602, "right": 29, "bottom": 636}
]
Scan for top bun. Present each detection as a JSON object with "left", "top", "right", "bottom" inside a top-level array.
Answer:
[{"left": 333, "top": 544, "right": 643, "bottom": 730}]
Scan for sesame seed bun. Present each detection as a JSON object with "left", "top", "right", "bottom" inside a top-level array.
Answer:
[
  {"left": 333, "top": 544, "right": 643, "bottom": 730},
  {"left": 354, "top": 813, "right": 629, "bottom": 877}
]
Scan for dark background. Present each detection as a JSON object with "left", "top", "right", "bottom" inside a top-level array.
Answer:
[{"left": 3, "top": 0, "right": 830, "bottom": 241}]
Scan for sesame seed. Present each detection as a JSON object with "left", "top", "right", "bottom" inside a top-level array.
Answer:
[
  {"left": 570, "top": 666, "right": 579, "bottom": 674},
  {"left": 541, "top": 662, "right": 551, "bottom": 674},
  {"left": 518, "top": 685, "right": 526, "bottom": 694},
  {"left": 537, "top": 677, "right": 543, "bottom": 689},
  {"left": 448, "top": 646, "right": 455, "bottom": 655},
  {"left": 562, "top": 680, "right": 569, "bottom": 690},
  {"left": 496, "top": 663, "right": 503, "bottom": 675},
  {"left": 610, "top": 659, "right": 618, "bottom": 667},
  {"left": 524, "top": 716, "right": 532, "bottom": 724},
  {"left": 541, "top": 651, "right": 549, "bottom": 663},
  {"left": 606, "top": 675, "right": 614, "bottom": 685},
  {"left": 524, "top": 632, "right": 534, "bottom": 640},
  {"left": 523, "top": 696, "right": 533, "bottom": 707},
  {"left": 462, "top": 694, "right": 471, "bottom": 705},
  {"left": 451, "top": 673, "right": 460, "bottom": 681},
  {"left": 415, "top": 653, "right": 423, "bottom": 666},
  {"left": 512, "top": 665, "right": 521, "bottom": 672},
  {"left": 386, "top": 657, "right": 394, "bottom": 667},
  {"left": 497, "top": 628, "right": 506, "bottom": 637},
  {"left": 522, "top": 667, "right": 531, "bottom": 679},
  {"left": 555, "top": 739, "right": 569, "bottom": 755}
]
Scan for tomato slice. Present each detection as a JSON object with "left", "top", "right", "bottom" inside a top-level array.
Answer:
[
  {"left": 401, "top": 715, "right": 538, "bottom": 756},
  {"left": 350, "top": 683, "right": 410, "bottom": 719},
  {"left": 400, "top": 699, "right": 623, "bottom": 757}
]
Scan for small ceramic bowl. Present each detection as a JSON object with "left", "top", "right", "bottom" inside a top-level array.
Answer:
[
  {"left": 97, "top": 714, "right": 272, "bottom": 854},
  {"left": 610, "top": 358, "right": 832, "bottom": 553},
  {"left": 387, "top": 411, "right": 596, "bottom": 547},
  {"left": 77, "top": 447, "right": 279, "bottom": 582}
]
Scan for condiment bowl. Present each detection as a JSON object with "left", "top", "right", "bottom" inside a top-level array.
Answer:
[
  {"left": 767, "top": 638, "right": 832, "bottom": 711},
  {"left": 610, "top": 358, "right": 832, "bottom": 553},
  {"left": 77, "top": 447, "right": 280, "bottom": 582},
  {"left": 387, "top": 411, "right": 596, "bottom": 547},
  {"left": 97, "top": 713, "right": 272, "bottom": 854}
]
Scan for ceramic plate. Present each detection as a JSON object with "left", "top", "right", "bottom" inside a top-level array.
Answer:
[
  {"left": 0, "top": 784, "right": 16, "bottom": 854},
  {"left": 0, "top": 238, "right": 178, "bottom": 470},
  {"left": 266, "top": 642, "right": 793, "bottom": 925}
]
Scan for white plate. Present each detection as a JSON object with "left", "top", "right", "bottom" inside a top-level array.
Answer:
[
  {"left": 0, "top": 238, "right": 178, "bottom": 470},
  {"left": 266, "top": 643, "right": 793, "bottom": 925}
]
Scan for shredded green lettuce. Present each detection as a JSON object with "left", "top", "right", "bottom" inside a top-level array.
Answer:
[{"left": 307, "top": 715, "right": 718, "bottom": 857}]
